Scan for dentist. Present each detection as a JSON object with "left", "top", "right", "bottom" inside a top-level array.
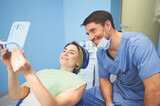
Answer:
[{"left": 81, "top": 10, "right": 160, "bottom": 106}]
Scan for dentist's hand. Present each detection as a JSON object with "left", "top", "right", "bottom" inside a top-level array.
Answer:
[{"left": 11, "top": 47, "right": 34, "bottom": 76}]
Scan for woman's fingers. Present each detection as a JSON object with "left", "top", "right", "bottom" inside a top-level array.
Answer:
[
  {"left": 1, "top": 49, "right": 8, "bottom": 55},
  {"left": 21, "top": 50, "right": 28, "bottom": 60},
  {"left": 14, "top": 47, "right": 26, "bottom": 62},
  {"left": 21, "top": 50, "right": 26, "bottom": 59},
  {"left": 0, "top": 40, "right": 6, "bottom": 50},
  {"left": 0, "top": 44, "right": 3, "bottom": 50},
  {"left": 12, "top": 47, "right": 22, "bottom": 72},
  {"left": 22, "top": 50, "right": 24, "bottom": 54},
  {"left": 1, "top": 49, "right": 9, "bottom": 60},
  {"left": 11, "top": 47, "right": 26, "bottom": 72}
]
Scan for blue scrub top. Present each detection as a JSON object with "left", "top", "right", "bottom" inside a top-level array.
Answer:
[{"left": 97, "top": 31, "right": 160, "bottom": 101}]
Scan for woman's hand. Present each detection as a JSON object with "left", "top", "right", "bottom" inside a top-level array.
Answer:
[
  {"left": 11, "top": 47, "right": 34, "bottom": 76},
  {"left": 0, "top": 43, "right": 13, "bottom": 69},
  {"left": 1, "top": 48, "right": 12, "bottom": 68}
]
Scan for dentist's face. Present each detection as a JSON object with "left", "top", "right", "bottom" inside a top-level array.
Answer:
[
  {"left": 60, "top": 44, "right": 79, "bottom": 68},
  {"left": 85, "top": 22, "right": 105, "bottom": 46}
]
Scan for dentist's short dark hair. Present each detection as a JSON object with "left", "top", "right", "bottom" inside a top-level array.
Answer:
[{"left": 81, "top": 10, "right": 115, "bottom": 29}]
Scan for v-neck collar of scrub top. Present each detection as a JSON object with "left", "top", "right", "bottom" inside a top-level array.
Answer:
[{"left": 105, "top": 31, "right": 125, "bottom": 64}]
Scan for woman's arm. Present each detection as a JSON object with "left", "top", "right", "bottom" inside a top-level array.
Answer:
[
  {"left": 8, "top": 67, "right": 30, "bottom": 100},
  {"left": 25, "top": 71, "right": 86, "bottom": 106},
  {"left": 25, "top": 72, "right": 60, "bottom": 106},
  {"left": 0, "top": 46, "right": 30, "bottom": 100},
  {"left": 26, "top": 73, "right": 86, "bottom": 106},
  {"left": 55, "top": 84, "right": 86, "bottom": 106}
]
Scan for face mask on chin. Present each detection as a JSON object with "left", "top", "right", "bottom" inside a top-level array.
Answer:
[
  {"left": 97, "top": 37, "right": 111, "bottom": 50},
  {"left": 97, "top": 25, "right": 111, "bottom": 50}
]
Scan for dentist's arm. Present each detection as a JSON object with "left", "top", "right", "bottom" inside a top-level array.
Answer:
[
  {"left": 143, "top": 73, "right": 160, "bottom": 106},
  {"left": 100, "top": 78, "right": 113, "bottom": 106},
  {"left": 0, "top": 45, "right": 29, "bottom": 100}
]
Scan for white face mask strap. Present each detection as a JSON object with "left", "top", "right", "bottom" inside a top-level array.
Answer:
[
  {"left": 109, "top": 29, "right": 111, "bottom": 39},
  {"left": 104, "top": 24, "right": 111, "bottom": 40},
  {"left": 104, "top": 24, "right": 107, "bottom": 38}
]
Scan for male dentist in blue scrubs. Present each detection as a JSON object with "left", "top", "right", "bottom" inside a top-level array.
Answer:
[{"left": 81, "top": 10, "right": 160, "bottom": 106}]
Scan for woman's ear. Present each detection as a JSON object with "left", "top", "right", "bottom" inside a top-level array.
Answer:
[
  {"left": 75, "top": 63, "right": 80, "bottom": 69},
  {"left": 76, "top": 63, "right": 79, "bottom": 67}
]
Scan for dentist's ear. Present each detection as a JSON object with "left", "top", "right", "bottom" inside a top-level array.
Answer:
[{"left": 105, "top": 20, "right": 112, "bottom": 31}]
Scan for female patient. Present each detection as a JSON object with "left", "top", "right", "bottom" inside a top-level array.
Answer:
[{"left": 0, "top": 41, "right": 88, "bottom": 106}]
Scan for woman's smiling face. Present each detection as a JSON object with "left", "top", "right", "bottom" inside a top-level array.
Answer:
[{"left": 60, "top": 44, "right": 79, "bottom": 69}]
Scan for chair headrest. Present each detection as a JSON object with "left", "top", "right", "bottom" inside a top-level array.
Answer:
[{"left": 82, "top": 48, "right": 89, "bottom": 69}]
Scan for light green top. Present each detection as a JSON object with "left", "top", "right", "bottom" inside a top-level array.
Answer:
[{"left": 23, "top": 69, "right": 86, "bottom": 97}]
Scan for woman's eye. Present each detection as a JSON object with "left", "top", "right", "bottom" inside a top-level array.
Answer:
[{"left": 70, "top": 52, "right": 74, "bottom": 54}]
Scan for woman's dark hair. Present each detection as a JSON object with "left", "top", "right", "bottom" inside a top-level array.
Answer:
[
  {"left": 64, "top": 41, "right": 86, "bottom": 74},
  {"left": 81, "top": 10, "right": 115, "bottom": 29}
]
